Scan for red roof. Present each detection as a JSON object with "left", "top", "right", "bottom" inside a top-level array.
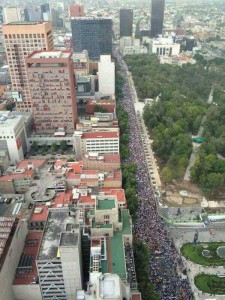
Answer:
[
  {"left": 78, "top": 194, "right": 95, "bottom": 204},
  {"left": 17, "top": 159, "right": 46, "bottom": 170},
  {"left": 99, "top": 188, "right": 126, "bottom": 204},
  {"left": 132, "top": 294, "right": 141, "bottom": 300},
  {"left": 104, "top": 154, "right": 120, "bottom": 163},
  {"left": 82, "top": 132, "right": 119, "bottom": 139},
  {"left": 30, "top": 205, "right": 48, "bottom": 222},
  {"left": 51, "top": 190, "right": 72, "bottom": 208},
  {"left": 13, "top": 231, "right": 43, "bottom": 285},
  {"left": 0, "top": 170, "right": 34, "bottom": 182}
]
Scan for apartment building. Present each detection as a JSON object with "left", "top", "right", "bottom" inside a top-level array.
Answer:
[
  {"left": 74, "top": 131, "right": 119, "bottom": 159},
  {"left": 2, "top": 21, "right": 53, "bottom": 111},
  {"left": 26, "top": 50, "right": 77, "bottom": 133}
]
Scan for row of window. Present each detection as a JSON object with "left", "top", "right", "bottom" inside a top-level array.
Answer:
[{"left": 4, "top": 33, "right": 45, "bottom": 39}]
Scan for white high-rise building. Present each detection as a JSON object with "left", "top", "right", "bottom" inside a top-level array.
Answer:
[
  {"left": 3, "top": 7, "right": 20, "bottom": 23},
  {"left": 98, "top": 55, "right": 115, "bottom": 99}
]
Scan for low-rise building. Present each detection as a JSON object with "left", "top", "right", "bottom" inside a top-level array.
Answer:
[
  {"left": 86, "top": 99, "right": 116, "bottom": 114},
  {"left": 0, "top": 170, "right": 35, "bottom": 194},
  {"left": 150, "top": 36, "right": 180, "bottom": 56},
  {"left": 82, "top": 153, "right": 120, "bottom": 171},
  {"left": 122, "top": 45, "right": 148, "bottom": 56}
]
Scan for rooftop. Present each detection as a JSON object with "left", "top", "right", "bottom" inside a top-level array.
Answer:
[
  {"left": 6, "top": 21, "right": 46, "bottom": 26},
  {"left": 97, "top": 199, "right": 115, "bottom": 210},
  {"left": 0, "top": 111, "right": 23, "bottom": 130},
  {"left": 29, "top": 205, "right": 48, "bottom": 223},
  {"left": 28, "top": 50, "right": 71, "bottom": 60},
  {"left": 110, "top": 231, "right": 126, "bottom": 279},
  {"left": 0, "top": 170, "right": 34, "bottom": 182},
  {"left": 37, "top": 210, "right": 77, "bottom": 260},
  {"left": 13, "top": 231, "right": 43, "bottom": 285},
  {"left": 17, "top": 159, "right": 46, "bottom": 170},
  {"left": 82, "top": 131, "right": 119, "bottom": 139},
  {"left": 60, "top": 232, "right": 78, "bottom": 246},
  {"left": 122, "top": 209, "right": 132, "bottom": 235}
]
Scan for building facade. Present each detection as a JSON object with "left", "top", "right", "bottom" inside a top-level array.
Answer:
[
  {"left": 98, "top": 55, "right": 115, "bottom": 98},
  {"left": 26, "top": 50, "right": 77, "bottom": 133},
  {"left": 69, "top": 4, "right": 84, "bottom": 18},
  {"left": 24, "top": 6, "right": 42, "bottom": 22},
  {"left": 71, "top": 17, "right": 112, "bottom": 59},
  {"left": 120, "top": 9, "right": 133, "bottom": 37},
  {"left": 0, "top": 111, "right": 32, "bottom": 164},
  {"left": 2, "top": 21, "right": 53, "bottom": 111},
  {"left": 74, "top": 131, "right": 120, "bottom": 159},
  {"left": 3, "top": 7, "right": 21, "bottom": 23},
  {"left": 150, "top": 36, "right": 180, "bottom": 56},
  {"left": 151, "top": 0, "right": 165, "bottom": 37},
  {"left": 36, "top": 209, "right": 82, "bottom": 300}
]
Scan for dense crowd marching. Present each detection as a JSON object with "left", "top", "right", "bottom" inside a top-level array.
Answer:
[{"left": 115, "top": 49, "right": 193, "bottom": 299}]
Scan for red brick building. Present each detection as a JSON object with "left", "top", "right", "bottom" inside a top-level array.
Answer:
[{"left": 86, "top": 99, "right": 116, "bottom": 114}]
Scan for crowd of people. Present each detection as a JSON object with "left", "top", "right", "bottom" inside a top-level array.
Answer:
[{"left": 115, "top": 49, "right": 193, "bottom": 300}]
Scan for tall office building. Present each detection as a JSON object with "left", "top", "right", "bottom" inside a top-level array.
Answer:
[
  {"left": 151, "top": 0, "right": 165, "bottom": 38},
  {"left": 41, "top": 3, "right": 51, "bottom": 21},
  {"left": 3, "top": 7, "right": 21, "bottom": 23},
  {"left": 2, "top": 21, "right": 53, "bottom": 111},
  {"left": 120, "top": 9, "right": 133, "bottom": 37},
  {"left": 69, "top": 3, "right": 84, "bottom": 18},
  {"left": 24, "top": 6, "right": 42, "bottom": 22},
  {"left": 98, "top": 55, "right": 115, "bottom": 98},
  {"left": 26, "top": 50, "right": 77, "bottom": 133},
  {"left": 71, "top": 17, "right": 112, "bottom": 59},
  {"left": 0, "top": 6, "right": 4, "bottom": 24}
]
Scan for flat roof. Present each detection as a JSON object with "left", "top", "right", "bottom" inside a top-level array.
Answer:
[
  {"left": 30, "top": 51, "right": 71, "bottom": 59},
  {"left": 37, "top": 210, "right": 77, "bottom": 260},
  {"left": 13, "top": 231, "right": 43, "bottom": 285},
  {"left": 0, "top": 111, "right": 23, "bottom": 129},
  {"left": 29, "top": 205, "right": 48, "bottom": 223},
  {"left": 110, "top": 232, "right": 126, "bottom": 278},
  {"left": 60, "top": 232, "right": 78, "bottom": 246},
  {"left": 17, "top": 159, "right": 46, "bottom": 170},
  {"left": 6, "top": 21, "right": 45, "bottom": 26},
  {"left": 97, "top": 199, "right": 115, "bottom": 210},
  {"left": 82, "top": 131, "right": 119, "bottom": 139},
  {"left": 122, "top": 209, "right": 132, "bottom": 235}
]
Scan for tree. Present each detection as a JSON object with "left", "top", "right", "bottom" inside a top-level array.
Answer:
[
  {"left": 59, "top": 141, "right": 67, "bottom": 152},
  {"left": 32, "top": 141, "right": 38, "bottom": 152},
  {"left": 94, "top": 105, "right": 108, "bottom": 113},
  {"left": 161, "top": 166, "right": 173, "bottom": 184},
  {"left": 50, "top": 142, "right": 58, "bottom": 153},
  {"left": 201, "top": 173, "right": 224, "bottom": 195}
]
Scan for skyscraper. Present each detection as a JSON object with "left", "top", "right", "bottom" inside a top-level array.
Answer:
[
  {"left": 26, "top": 50, "right": 77, "bottom": 133},
  {"left": 71, "top": 17, "right": 112, "bottom": 59},
  {"left": 2, "top": 21, "right": 53, "bottom": 111},
  {"left": 120, "top": 9, "right": 133, "bottom": 37},
  {"left": 3, "top": 7, "right": 21, "bottom": 23},
  {"left": 24, "top": 6, "right": 42, "bottom": 22},
  {"left": 151, "top": 0, "right": 165, "bottom": 38}
]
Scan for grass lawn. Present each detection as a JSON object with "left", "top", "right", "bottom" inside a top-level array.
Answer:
[
  {"left": 195, "top": 274, "right": 225, "bottom": 294},
  {"left": 181, "top": 242, "right": 225, "bottom": 266}
]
